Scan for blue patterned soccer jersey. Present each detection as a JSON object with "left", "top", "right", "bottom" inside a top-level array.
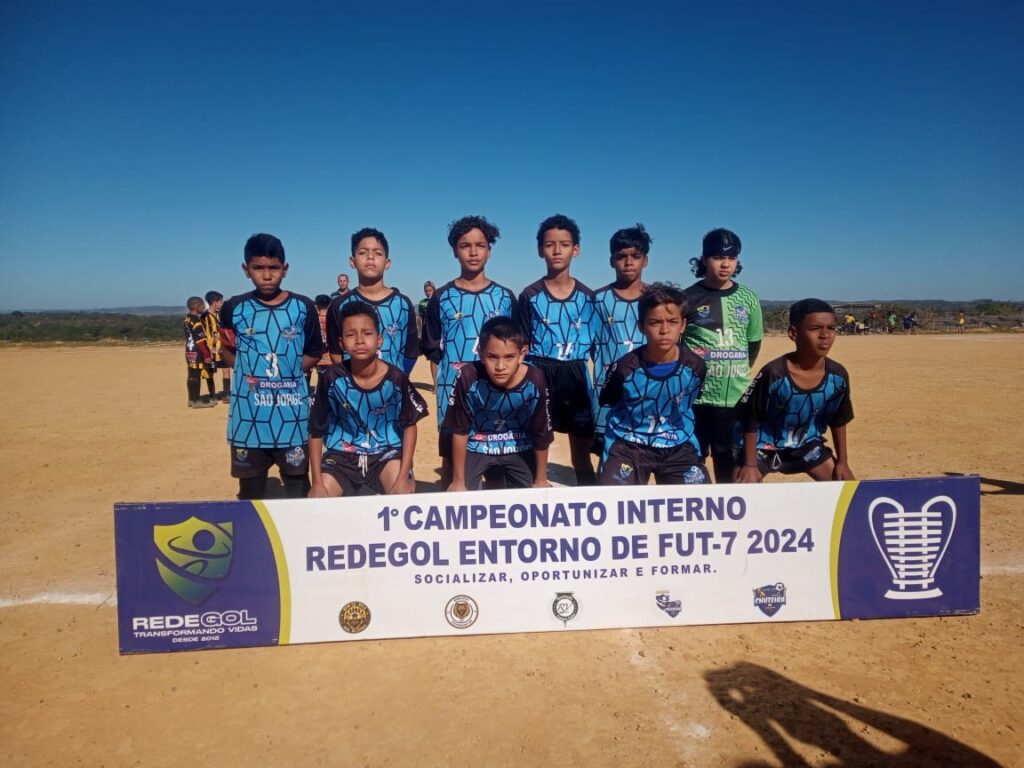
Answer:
[
  {"left": 421, "top": 280, "right": 515, "bottom": 426},
  {"left": 325, "top": 288, "right": 418, "bottom": 373},
  {"left": 600, "top": 346, "right": 706, "bottom": 451},
  {"left": 221, "top": 291, "right": 322, "bottom": 448},
  {"left": 309, "top": 363, "right": 428, "bottom": 453},
  {"left": 592, "top": 284, "right": 645, "bottom": 433},
  {"left": 442, "top": 362, "right": 553, "bottom": 455},
  {"left": 736, "top": 355, "right": 854, "bottom": 450},
  {"left": 515, "top": 279, "right": 599, "bottom": 362}
]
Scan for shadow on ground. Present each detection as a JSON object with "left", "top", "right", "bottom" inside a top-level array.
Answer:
[
  {"left": 943, "top": 472, "right": 1024, "bottom": 497},
  {"left": 704, "top": 662, "right": 998, "bottom": 767}
]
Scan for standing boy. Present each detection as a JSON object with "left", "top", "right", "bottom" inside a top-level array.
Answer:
[
  {"left": 421, "top": 215, "right": 515, "bottom": 486},
  {"left": 599, "top": 283, "right": 709, "bottom": 486},
  {"left": 219, "top": 233, "right": 323, "bottom": 499},
  {"left": 444, "top": 316, "right": 552, "bottom": 490},
  {"left": 515, "top": 214, "right": 598, "bottom": 485},
  {"left": 184, "top": 296, "right": 216, "bottom": 409},
  {"left": 326, "top": 228, "right": 418, "bottom": 374},
  {"left": 735, "top": 299, "right": 855, "bottom": 482},
  {"left": 682, "top": 228, "right": 763, "bottom": 482},
  {"left": 592, "top": 224, "right": 651, "bottom": 458},
  {"left": 202, "top": 290, "right": 230, "bottom": 402},
  {"left": 309, "top": 302, "right": 428, "bottom": 497}
]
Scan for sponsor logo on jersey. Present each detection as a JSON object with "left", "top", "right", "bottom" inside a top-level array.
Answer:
[
  {"left": 733, "top": 306, "right": 749, "bottom": 323},
  {"left": 339, "top": 601, "right": 371, "bottom": 633},
  {"left": 655, "top": 591, "right": 682, "bottom": 618},
  {"left": 804, "top": 445, "right": 823, "bottom": 464},
  {"left": 696, "top": 305, "right": 711, "bottom": 320},
  {"left": 707, "top": 349, "right": 748, "bottom": 360},
  {"left": 445, "top": 595, "right": 479, "bottom": 629},
  {"left": 552, "top": 592, "right": 578, "bottom": 626},
  {"left": 285, "top": 446, "right": 305, "bottom": 467},
  {"left": 153, "top": 517, "right": 234, "bottom": 605},
  {"left": 281, "top": 326, "right": 299, "bottom": 341},
  {"left": 386, "top": 323, "right": 399, "bottom": 338},
  {"left": 753, "top": 583, "right": 787, "bottom": 617},
  {"left": 683, "top": 465, "right": 706, "bottom": 484},
  {"left": 617, "top": 463, "right": 634, "bottom": 481}
]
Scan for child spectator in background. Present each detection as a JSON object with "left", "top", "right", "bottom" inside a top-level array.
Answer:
[{"left": 185, "top": 296, "right": 215, "bottom": 409}]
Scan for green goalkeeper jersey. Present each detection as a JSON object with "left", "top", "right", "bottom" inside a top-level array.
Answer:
[{"left": 681, "top": 281, "right": 763, "bottom": 408}]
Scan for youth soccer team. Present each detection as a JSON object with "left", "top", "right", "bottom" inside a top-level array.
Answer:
[{"left": 191, "top": 215, "right": 855, "bottom": 500}]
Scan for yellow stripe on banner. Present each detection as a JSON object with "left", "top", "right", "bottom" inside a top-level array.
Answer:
[
  {"left": 252, "top": 500, "right": 291, "bottom": 645},
  {"left": 830, "top": 481, "right": 860, "bottom": 619}
]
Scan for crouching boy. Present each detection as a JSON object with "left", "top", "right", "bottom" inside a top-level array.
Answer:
[
  {"left": 443, "top": 317, "right": 553, "bottom": 490},
  {"left": 599, "top": 283, "right": 710, "bottom": 485}
]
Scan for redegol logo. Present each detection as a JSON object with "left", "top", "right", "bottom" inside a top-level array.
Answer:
[{"left": 153, "top": 517, "right": 234, "bottom": 605}]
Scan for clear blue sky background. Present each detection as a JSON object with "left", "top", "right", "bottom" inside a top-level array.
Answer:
[{"left": 3, "top": 1, "right": 1022, "bottom": 311}]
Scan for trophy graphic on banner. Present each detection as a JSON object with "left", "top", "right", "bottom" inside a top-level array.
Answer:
[{"left": 868, "top": 495, "right": 956, "bottom": 600}]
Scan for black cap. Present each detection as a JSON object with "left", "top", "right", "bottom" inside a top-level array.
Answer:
[{"left": 702, "top": 228, "right": 742, "bottom": 258}]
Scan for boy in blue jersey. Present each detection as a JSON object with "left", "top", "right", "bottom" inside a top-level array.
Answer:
[
  {"left": 326, "top": 228, "right": 418, "bottom": 374},
  {"left": 592, "top": 224, "right": 651, "bottom": 458},
  {"left": 444, "top": 317, "right": 552, "bottom": 491},
  {"left": 735, "top": 299, "right": 855, "bottom": 482},
  {"left": 219, "top": 233, "right": 324, "bottom": 500},
  {"left": 309, "top": 302, "right": 428, "bottom": 497},
  {"left": 515, "top": 214, "right": 599, "bottom": 485},
  {"left": 598, "top": 283, "right": 710, "bottom": 486},
  {"left": 422, "top": 215, "right": 516, "bottom": 486}
]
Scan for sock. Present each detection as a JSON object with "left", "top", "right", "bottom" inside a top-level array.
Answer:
[{"left": 282, "top": 473, "right": 311, "bottom": 499}]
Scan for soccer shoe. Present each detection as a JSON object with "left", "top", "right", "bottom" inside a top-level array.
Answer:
[{"left": 190, "top": 399, "right": 216, "bottom": 409}]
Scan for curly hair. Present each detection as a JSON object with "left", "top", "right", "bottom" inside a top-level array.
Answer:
[
  {"left": 448, "top": 215, "right": 501, "bottom": 249},
  {"left": 609, "top": 223, "right": 652, "bottom": 255},
  {"left": 536, "top": 214, "right": 580, "bottom": 247}
]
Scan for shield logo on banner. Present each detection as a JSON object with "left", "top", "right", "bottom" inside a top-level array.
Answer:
[
  {"left": 753, "top": 583, "right": 787, "bottom": 617},
  {"left": 153, "top": 517, "right": 234, "bottom": 605}
]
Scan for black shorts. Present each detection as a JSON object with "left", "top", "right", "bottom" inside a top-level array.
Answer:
[
  {"left": 322, "top": 448, "right": 402, "bottom": 495},
  {"left": 215, "top": 360, "right": 231, "bottom": 371},
  {"left": 599, "top": 441, "right": 710, "bottom": 486},
  {"left": 230, "top": 445, "right": 309, "bottom": 479},
  {"left": 754, "top": 443, "right": 834, "bottom": 475},
  {"left": 464, "top": 451, "right": 536, "bottom": 490},
  {"left": 531, "top": 357, "right": 594, "bottom": 437}
]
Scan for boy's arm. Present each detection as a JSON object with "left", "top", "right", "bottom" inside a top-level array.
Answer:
[
  {"left": 401, "top": 295, "right": 420, "bottom": 374},
  {"left": 513, "top": 291, "right": 534, "bottom": 347},
  {"left": 392, "top": 424, "right": 417, "bottom": 494},
  {"left": 420, "top": 293, "right": 443, "bottom": 363},
  {"left": 830, "top": 424, "right": 855, "bottom": 480},
  {"left": 325, "top": 297, "right": 344, "bottom": 363},
  {"left": 747, "top": 340, "right": 762, "bottom": 368},
  {"left": 302, "top": 297, "right": 325, "bottom": 370},
  {"left": 734, "top": 371, "right": 766, "bottom": 483},
  {"left": 448, "top": 433, "right": 469, "bottom": 492},
  {"left": 308, "top": 437, "right": 330, "bottom": 497},
  {"left": 532, "top": 448, "right": 550, "bottom": 488}
]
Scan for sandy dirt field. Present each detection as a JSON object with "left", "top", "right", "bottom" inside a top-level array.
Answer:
[{"left": 0, "top": 333, "right": 1021, "bottom": 767}]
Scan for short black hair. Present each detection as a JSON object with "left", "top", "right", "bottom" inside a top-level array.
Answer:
[
  {"left": 638, "top": 282, "right": 687, "bottom": 325},
  {"left": 351, "top": 227, "right": 389, "bottom": 257},
  {"left": 315, "top": 294, "right": 332, "bottom": 310},
  {"left": 244, "top": 233, "right": 286, "bottom": 264},
  {"left": 187, "top": 296, "right": 205, "bottom": 312},
  {"left": 448, "top": 215, "right": 500, "bottom": 249},
  {"left": 537, "top": 214, "right": 581, "bottom": 248},
  {"left": 205, "top": 290, "right": 223, "bottom": 304},
  {"left": 689, "top": 227, "right": 743, "bottom": 278},
  {"left": 789, "top": 298, "right": 835, "bottom": 326},
  {"left": 339, "top": 300, "right": 381, "bottom": 333},
  {"left": 610, "top": 223, "right": 652, "bottom": 256},
  {"left": 479, "top": 315, "right": 525, "bottom": 348}
]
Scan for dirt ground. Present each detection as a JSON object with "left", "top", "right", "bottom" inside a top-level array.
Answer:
[{"left": 0, "top": 333, "right": 1021, "bottom": 767}]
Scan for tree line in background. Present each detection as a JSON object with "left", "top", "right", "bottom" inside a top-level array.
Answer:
[{"left": 0, "top": 301, "right": 1021, "bottom": 343}]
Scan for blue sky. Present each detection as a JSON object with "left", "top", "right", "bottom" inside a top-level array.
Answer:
[{"left": 2, "top": 1, "right": 1022, "bottom": 311}]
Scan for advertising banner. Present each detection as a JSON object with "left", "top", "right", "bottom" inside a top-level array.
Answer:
[{"left": 115, "top": 476, "right": 980, "bottom": 654}]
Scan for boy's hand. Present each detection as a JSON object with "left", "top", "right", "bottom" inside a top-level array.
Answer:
[
  {"left": 308, "top": 482, "right": 332, "bottom": 498},
  {"left": 533, "top": 478, "right": 551, "bottom": 489},
  {"left": 447, "top": 480, "right": 467, "bottom": 492},
  {"left": 392, "top": 472, "right": 415, "bottom": 495},
  {"left": 832, "top": 461, "right": 856, "bottom": 481},
  {"left": 734, "top": 465, "right": 763, "bottom": 484}
]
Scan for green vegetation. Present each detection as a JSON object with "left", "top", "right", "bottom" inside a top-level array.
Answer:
[{"left": 0, "top": 312, "right": 181, "bottom": 343}]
